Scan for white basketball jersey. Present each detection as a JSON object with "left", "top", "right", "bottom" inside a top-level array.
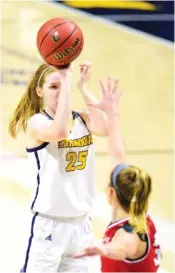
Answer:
[{"left": 27, "top": 111, "right": 96, "bottom": 218}]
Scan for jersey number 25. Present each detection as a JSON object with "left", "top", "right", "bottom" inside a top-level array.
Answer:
[{"left": 66, "top": 151, "right": 88, "bottom": 172}]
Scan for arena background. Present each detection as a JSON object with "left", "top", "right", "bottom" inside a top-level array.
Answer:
[
  {"left": 0, "top": 1, "right": 174, "bottom": 272},
  {"left": 55, "top": 0, "right": 174, "bottom": 41}
]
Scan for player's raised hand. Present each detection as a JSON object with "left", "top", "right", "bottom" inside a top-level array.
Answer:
[
  {"left": 51, "top": 63, "right": 73, "bottom": 76},
  {"left": 49, "top": 63, "right": 73, "bottom": 92},
  {"left": 98, "top": 77, "right": 123, "bottom": 116},
  {"left": 77, "top": 60, "right": 92, "bottom": 89}
]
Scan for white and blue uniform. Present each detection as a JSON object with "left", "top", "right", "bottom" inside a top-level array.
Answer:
[{"left": 20, "top": 111, "right": 100, "bottom": 273}]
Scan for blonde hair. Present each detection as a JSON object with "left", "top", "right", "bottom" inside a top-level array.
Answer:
[
  {"left": 110, "top": 166, "right": 152, "bottom": 233},
  {"left": 9, "top": 64, "right": 53, "bottom": 138}
]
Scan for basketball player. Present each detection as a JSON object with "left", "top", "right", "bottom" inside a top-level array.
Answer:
[
  {"left": 8, "top": 62, "right": 109, "bottom": 273},
  {"left": 74, "top": 79, "right": 162, "bottom": 272}
]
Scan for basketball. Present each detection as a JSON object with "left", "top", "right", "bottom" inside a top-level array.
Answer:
[{"left": 36, "top": 18, "right": 84, "bottom": 66}]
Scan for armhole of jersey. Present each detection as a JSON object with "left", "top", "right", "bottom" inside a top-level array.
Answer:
[
  {"left": 121, "top": 224, "right": 150, "bottom": 263},
  {"left": 26, "top": 112, "right": 50, "bottom": 153},
  {"left": 74, "top": 111, "right": 90, "bottom": 133}
]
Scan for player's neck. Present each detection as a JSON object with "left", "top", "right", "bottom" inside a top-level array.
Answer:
[{"left": 112, "top": 206, "right": 128, "bottom": 223}]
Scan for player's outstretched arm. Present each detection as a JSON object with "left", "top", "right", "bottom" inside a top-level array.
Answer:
[
  {"left": 98, "top": 77, "right": 126, "bottom": 164},
  {"left": 77, "top": 61, "right": 108, "bottom": 136},
  {"left": 27, "top": 66, "right": 72, "bottom": 142},
  {"left": 73, "top": 228, "right": 139, "bottom": 260}
]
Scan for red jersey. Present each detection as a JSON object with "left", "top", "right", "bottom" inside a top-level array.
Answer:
[{"left": 101, "top": 216, "right": 162, "bottom": 272}]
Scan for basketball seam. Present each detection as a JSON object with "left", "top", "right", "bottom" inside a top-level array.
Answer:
[
  {"left": 63, "top": 33, "right": 83, "bottom": 63},
  {"left": 46, "top": 32, "right": 83, "bottom": 65},
  {"left": 38, "top": 21, "right": 72, "bottom": 50},
  {"left": 44, "top": 25, "right": 78, "bottom": 59}
]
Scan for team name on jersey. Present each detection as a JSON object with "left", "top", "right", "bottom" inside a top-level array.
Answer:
[{"left": 58, "top": 134, "right": 93, "bottom": 148}]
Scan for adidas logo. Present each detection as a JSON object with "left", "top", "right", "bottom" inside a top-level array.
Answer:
[{"left": 45, "top": 234, "right": 52, "bottom": 241}]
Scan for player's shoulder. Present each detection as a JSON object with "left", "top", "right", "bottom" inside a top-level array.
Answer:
[
  {"left": 27, "top": 113, "right": 50, "bottom": 133},
  {"left": 28, "top": 113, "right": 48, "bottom": 124}
]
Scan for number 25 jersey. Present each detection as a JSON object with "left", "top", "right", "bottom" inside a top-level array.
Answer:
[{"left": 26, "top": 111, "right": 96, "bottom": 218}]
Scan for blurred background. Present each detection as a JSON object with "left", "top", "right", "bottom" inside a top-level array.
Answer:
[
  {"left": 0, "top": 1, "right": 174, "bottom": 272},
  {"left": 56, "top": 0, "right": 174, "bottom": 41}
]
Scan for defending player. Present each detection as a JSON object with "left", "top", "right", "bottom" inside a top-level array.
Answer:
[{"left": 74, "top": 78, "right": 162, "bottom": 272}]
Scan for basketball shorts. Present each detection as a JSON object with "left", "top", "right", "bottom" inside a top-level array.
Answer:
[{"left": 20, "top": 212, "right": 101, "bottom": 273}]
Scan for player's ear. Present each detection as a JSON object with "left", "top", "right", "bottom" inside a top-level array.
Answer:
[
  {"left": 106, "top": 186, "right": 113, "bottom": 198},
  {"left": 109, "top": 186, "right": 116, "bottom": 197},
  {"left": 36, "top": 87, "right": 43, "bottom": 98}
]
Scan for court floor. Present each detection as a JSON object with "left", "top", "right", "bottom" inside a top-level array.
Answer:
[{"left": 0, "top": 1, "right": 174, "bottom": 272}]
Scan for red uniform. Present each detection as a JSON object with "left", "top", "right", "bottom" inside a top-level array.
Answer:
[{"left": 101, "top": 215, "right": 162, "bottom": 272}]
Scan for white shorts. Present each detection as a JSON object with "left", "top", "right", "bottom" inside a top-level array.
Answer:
[{"left": 20, "top": 212, "right": 101, "bottom": 273}]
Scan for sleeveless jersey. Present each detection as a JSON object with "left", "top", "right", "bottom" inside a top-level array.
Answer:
[
  {"left": 101, "top": 216, "right": 162, "bottom": 272},
  {"left": 26, "top": 111, "right": 96, "bottom": 218}
]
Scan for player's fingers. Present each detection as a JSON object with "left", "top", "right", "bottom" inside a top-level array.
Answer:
[
  {"left": 84, "top": 247, "right": 99, "bottom": 254},
  {"left": 82, "top": 65, "right": 90, "bottom": 76},
  {"left": 99, "top": 80, "right": 106, "bottom": 96},
  {"left": 115, "top": 89, "right": 124, "bottom": 103},
  {"left": 83, "top": 60, "right": 92, "bottom": 67},
  {"left": 79, "top": 65, "right": 85, "bottom": 73},
  {"left": 79, "top": 61, "right": 92, "bottom": 72},
  {"left": 113, "top": 78, "right": 119, "bottom": 93},
  {"left": 72, "top": 252, "right": 87, "bottom": 258},
  {"left": 107, "top": 77, "right": 112, "bottom": 94}
]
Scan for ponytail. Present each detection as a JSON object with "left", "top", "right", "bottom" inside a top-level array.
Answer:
[
  {"left": 129, "top": 170, "right": 151, "bottom": 233},
  {"left": 9, "top": 64, "right": 53, "bottom": 138}
]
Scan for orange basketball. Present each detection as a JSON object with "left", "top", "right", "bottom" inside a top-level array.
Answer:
[{"left": 36, "top": 18, "right": 84, "bottom": 66}]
